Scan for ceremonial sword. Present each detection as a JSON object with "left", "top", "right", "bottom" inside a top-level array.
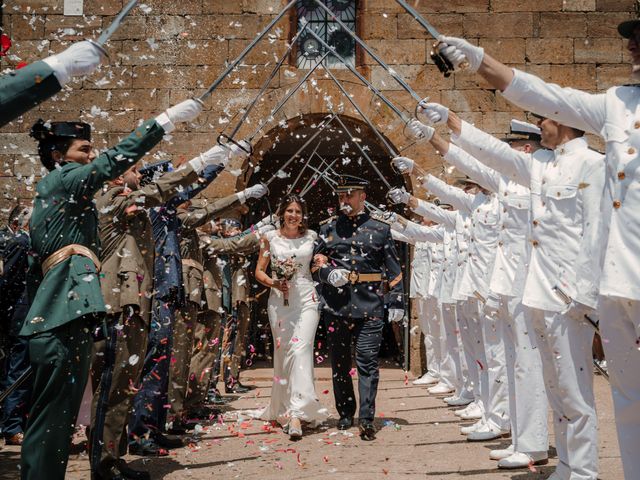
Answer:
[
  {"left": 394, "top": 0, "right": 464, "bottom": 76},
  {"left": 87, "top": 0, "right": 140, "bottom": 57},
  {"left": 0, "top": 367, "right": 33, "bottom": 404}
]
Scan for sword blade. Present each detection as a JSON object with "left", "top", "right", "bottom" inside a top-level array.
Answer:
[
  {"left": 395, "top": 0, "right": 441, "bottom": 40},
  {"left": 96, "top": 0, "right": 140, "bottom": 45}
]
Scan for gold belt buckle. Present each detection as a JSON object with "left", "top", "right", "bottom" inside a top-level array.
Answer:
[{"left": 348, "top": 270, "right": 359, "bottom": 284}]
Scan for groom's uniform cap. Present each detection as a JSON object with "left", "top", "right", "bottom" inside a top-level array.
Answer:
[{"left": 335, "top": 175, "right": 369, "bottom": 193}]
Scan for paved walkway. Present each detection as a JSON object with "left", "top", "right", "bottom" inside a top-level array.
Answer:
[{"left": 0, "top": 365, "right": 621, "bottom": 479}]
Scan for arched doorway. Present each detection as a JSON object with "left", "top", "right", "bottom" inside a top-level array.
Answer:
[{"left": 242, "top": 112, "right": 412, "bottom": 368}]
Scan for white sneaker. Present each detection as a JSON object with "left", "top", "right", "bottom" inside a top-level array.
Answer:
[
  {"left": 497, "top": 451, "right": 548, "bottom": 469},
  {"left": 443, "top": 394, "right": 458, "bottom": 403},
  {"left": 453, "top": 400, "right": 478, "bottom": 417},
  {"left": 460, "top": 419, "right": 485, "bottom": 435},
  {"left": 459, "top": 402, "right": 483, "bottom": 420},
  {"left": 467, "top": 423, "right": 510, "bottom": 442},
  {"left": 428, "top": 383, "right": 455, "bottom": 395},
  {"left": 446, "top": 394, "right": 474, "bottom": 407},
  {"left": 413, "top": 372, "right": 439, "bottom": 385},
  {"left": 489, "top": 444, "right": 514, "bottom": 460}
]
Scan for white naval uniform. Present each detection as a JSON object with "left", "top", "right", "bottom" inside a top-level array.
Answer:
[
  {"left": 412, "top": 201, "right": 478, "bottom": 401},
  {"left": 407, "top": 210, "right": 465, "bottom": 395},
  {"left": 460, "top": 113, "right": 605, "bottom": 479},
  {"left": 399, "top": 222, "right": 458, "bottom": 390},
  {"left": 449, "top": 125, "right": 549, "bottom": 456},
  {"left": 424, "top": 174, "right": 509, "bottom": 431},
  {"left": 395, "top": 230, "right": 443, "bottom": 383},
  {"left": 501, "top": 70, "right": 640, "bottom": 479}
]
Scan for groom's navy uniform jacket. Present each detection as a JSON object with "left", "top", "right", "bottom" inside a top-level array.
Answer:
[{"left": 313, "top": 211, "right": 404, "bottom": 319}]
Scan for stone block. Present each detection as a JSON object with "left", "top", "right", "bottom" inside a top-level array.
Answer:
[
  {"left": 397, "top": 13, "right": 464, "bottom": 39},
  {"left": 491, "top": 0, "right": 563, "bottom": 11},
  {"left": 9, "top": 13, "right": 46, "bottom": 40},
  {"left": 228, "top": 39, "right": 288, "bottom": 66},
  {"left": 9, "top": 0, "right": 63, "bottom": 14},
  {"left": 587, "top": 12, "right": 634, "bottom": 37},
  {"left": 597, "top": 64, "right": 633, "bottom": 89},
  {"left": 108, "top": 15, "right": 148, "bottom": 40},
  {"left": 539, "top": 12, "right": 587, "bottom": 37},
  {"left": 441, "top": 89, "right": 496, "bottom": 112},
  {"left": 596, "top": 0, "right": 636, "bottom": 11},
  {"left": 83, "top": 0, "right": 124, "bottom": 16},
  {"left": 574, "top": 37, "right": 623, "bottom": 63},
  {"left": 562, "top": 0, "right": 596, "bottom": 11},
  {"left": 364, "top": 39, "right": 425, "bottom": 65},
  {"left": 202, "top": 0, "right": 246, "bottom": 14},
  {"left": 465, "top": 13, "right": 535, "bottom": 38},
  {"left": 525, "top": 38, "right": 574, "bottom": 64},
  {"left": 480, "top": 38, "right": 526, "bottom": 64},
  {"left": 360, "top": 13, "right": 398, "bottom": 40},
  {"left": 43, "top": 14, "right": 102, "bottom": 41}
]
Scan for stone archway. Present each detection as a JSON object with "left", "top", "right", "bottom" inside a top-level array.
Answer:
[
  {"left": 241, "top": 112, "right": 413, "bottom": 368},
  {"left": 239, "top": 112, "right": 409, "bottom": 227}
]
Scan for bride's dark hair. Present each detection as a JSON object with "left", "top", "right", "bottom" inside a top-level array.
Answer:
[{"left": 276, "top": 194, "right": 308, "bottom": 234}]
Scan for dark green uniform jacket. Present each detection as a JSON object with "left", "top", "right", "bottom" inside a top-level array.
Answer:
[
  {"left": 0, "top": 61, "right": 62, "bottom": 127},
  {"left": 20, "top": 119, "right": 165, "bottom": 336}
]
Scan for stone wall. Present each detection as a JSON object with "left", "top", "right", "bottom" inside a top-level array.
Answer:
[{"left": 1, "top": 0, "right": 635, "bottom": 217}]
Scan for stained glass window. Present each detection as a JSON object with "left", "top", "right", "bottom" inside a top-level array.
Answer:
[{"left": 295, "top": 0, "right": 357, "bottom": 70}]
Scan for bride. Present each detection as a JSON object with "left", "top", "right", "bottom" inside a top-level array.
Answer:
[{"left": 255, "top": 194, "right": 329, "bottom": 439}]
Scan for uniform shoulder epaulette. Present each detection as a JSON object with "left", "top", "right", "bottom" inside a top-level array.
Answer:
[
  {"left": 319, "top": 215, "right": 337, "bottom": 226},
  {"left": 368, "top": 211, "right": 394, "bottom": 227}
]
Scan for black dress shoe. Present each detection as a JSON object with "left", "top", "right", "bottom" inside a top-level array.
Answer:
[
  {"left": 225, "top": 383, "right": 250, "bottom": 394},
  {"left": 337, "top": 417, "right": 353, "bottom": 430},
  {"left": 128, "top": 439, "right": 169, "bottom": 457},
  {"left": 115, "top": 460, "right": 151, "bottom": 480},
  {"left": 94, "top": 465, "right": 125, "bottom": 480},
  {"left": 206, "top": 388, "right": 229, "bottom": 405},
  {"left": 152, "top": 432, "right": 184, "bottom": 449},
  {"left": 358, "top": 420, "right": 376, "bottom": 441},
  {"left": 187, "top": 406, "right": 221, "bottom": 419},
  {"left": 166, "top": 420, "right": 194, "bottom": 435}
]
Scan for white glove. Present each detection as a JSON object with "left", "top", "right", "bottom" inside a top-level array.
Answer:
[
  {"left": 406, "top": 119, "right": 434, "bottom": 141},
  {"left": 156, "top": 99, "right": 204, "bottom": 133},
  {"left": 416, "top": 100, "right": 449, "bottom": 126},
  {"left": 327, "top": 268, "right": 350, "bottom": 287},
  {"left": 188, "top": 144, "right": 228, "bottom": 173},
  {"left": 254, "top": 214, "right": 276, "bottom": 230},
  {"left": 392, "top": 156, "right": 415, "bottom": 174},
  {"left": 238, "top": 183, "right": 268, "bottom": 203},
  {"left": 43, "top": 40, "right": 105, "bottom": 85},
  {"left": 228, "top": 140, "right": 252, "bottom": 162},
  {"left": 438, "top": 36, "right": 484, "bottom": 73},
  {"left": 388, "top": 308, "right": 405, "bottom": 323},
  {"left": 387, "top": 187, "right": 410, "bottom": 205}
]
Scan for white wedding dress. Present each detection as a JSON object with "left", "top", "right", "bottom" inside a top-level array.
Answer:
[{"left": 259, "top": 229, "right": 329, "bottom": 426}]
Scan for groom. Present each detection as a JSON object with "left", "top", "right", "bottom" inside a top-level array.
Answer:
[{"left": 314, "top": 175, "right": 405, "bottom": 440}]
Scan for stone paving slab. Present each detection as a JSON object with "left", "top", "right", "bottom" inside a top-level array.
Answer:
[{"left": 0, "top": 365, "right": 621, "bottom": 479}]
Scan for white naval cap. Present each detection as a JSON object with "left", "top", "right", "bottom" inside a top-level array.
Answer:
[{"left": 510, "top": 119, "right": 541, "bottom": 139}]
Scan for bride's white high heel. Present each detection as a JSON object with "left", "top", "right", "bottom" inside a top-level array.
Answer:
[{"left": 288, "top": 417, "right": 303, "bottom": 440}]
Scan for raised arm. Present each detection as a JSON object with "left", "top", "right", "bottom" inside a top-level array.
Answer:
[
  {"left": 422, "top": 174, "right": 474, "bottom": 213},
  {"left": 0, "top": 41, "right": 104, "bottom": 127},
  {"left": 411, "top": 198, "right": 457, "bottom": 229},
  {"left": 400, "top": 221, "right": 444, "bottom": 244},
  {"left": 434, "top": 36, "right": 606, "bottom": 136}
]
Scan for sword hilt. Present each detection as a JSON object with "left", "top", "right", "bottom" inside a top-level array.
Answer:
[{"left": 217, "top": 133, "right": 253, "bottom": 156}]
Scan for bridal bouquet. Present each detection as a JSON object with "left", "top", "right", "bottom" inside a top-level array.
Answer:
[{"left": 271, "top": 256, "right": 302, "bottom": 306}]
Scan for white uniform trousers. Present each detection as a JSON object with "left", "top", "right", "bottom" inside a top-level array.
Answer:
[
  {"left": 598, "top": 295, "right": 640, "bottom": 480},
  {"left": 441, "top": 302, "right": 464, "bottom": 393},
  {"left": 481, "top": 305, "right": 510, "bottom": 431},
  {"left": 500, "top": 295, "right": 548, "bottom": 452},
  {"left": 529, "top": 306, "right": 597, "bottom": 480},
  {"left": 417, "top": 296, "right": 441, "bottom": 378},
  {"left": 456, "top": 299, "right": 485, "bottom": 403}
]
